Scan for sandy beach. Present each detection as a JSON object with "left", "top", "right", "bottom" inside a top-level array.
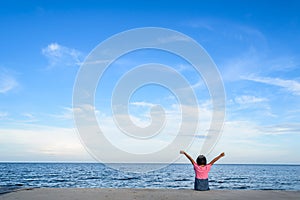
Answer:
[{"left": 0, "top": 188, "right": 299, "bottom": 200}]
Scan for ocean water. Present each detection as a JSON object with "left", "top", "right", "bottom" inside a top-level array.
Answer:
[{"left": 0, "top": 163, "right": 299, "bottom": 194}]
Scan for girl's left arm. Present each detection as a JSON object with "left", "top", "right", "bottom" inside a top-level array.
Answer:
[{"left": 208, "top": 152, "right": 225, "bottom": 165}]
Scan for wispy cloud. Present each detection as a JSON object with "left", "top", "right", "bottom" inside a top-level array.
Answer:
[
  {"left": 156, "top": 35, "right": 191, "bottom": 44},
  {"left": 183, "top": 18, "right": 214, "bottom": 30},
  {"left": 0, "top": 113, "right": 41, "bottom": 125},
  {"left": 51, "top": 105, "right": 101, "bottom": 121},
  {"left": 258, "top": 123, "right": 300, "bottom": 135},
  {"left": 171, "top": 64, "right": 196, "bottom": 74},
  {"left": 49, "top": 107, "right": 74, "bottom": 120},
  {"left": 0, "top": 112, "right": 8, "bottom": 119},
  {"left": 234, "top": 95, "right": 268, "bottom": 105},
  {"left": 268, "top": 56, "right": 299, "bottom": 72},
  {"left": 243, "top": 76, "right": 300, "bottom": 95},
  {"left": 130, "top": 101, "right": 156, "bottom": 107},
  {"left": 184, "top": 18, "right": 266, "bottom": 43},
  {"left": 42, "top": 43, "right": 83, "bottom": 68},
  {"left": 20, "top": 113, "right": 38, "bottom": 123},
  {"left": 220, "top": 47, "right": 262, "bottom": 82},
  {"left": 0, "top": 68, "right": 18, "bottom": 94}
]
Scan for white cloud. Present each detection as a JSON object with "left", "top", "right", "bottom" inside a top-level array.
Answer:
[
  {"left": 73, "top": 104, "right": 99, "bottom": 116},
  {"left": 191, "top": 79, "right": 205, "bottom": 90},
  {"left": 234, "top": 95, "right": 268, "bottom": 105},
  {"left": 19, "top": 113, "right": 38, "bottom": 123},
  {"left": 156, "top": 35, "right": 191, "bottom": 44},
  {"left": 42, "top": 43, "right": 83, "bottom": 68},
  {"left": 258, "top": 123, "right": 300, "bottom": 135},
  {"left": 0, "top": 126, "right": 93, "bottom": 161},
  {"left": 70, "top": 101, "right": 214, "bottom": 162},
  {"left": 203, "top": 119, "right": 300, "bottom": 164},
  {"left": 0, "top": 112, "right": 8, "bottom": 119},
  {"left": 185, "top": 18, "right": 266, "bottom": 44},
  {"left": 220, "top": 47, "right": 262, "bottom": 82},
  {"left": 130, "top": 101, "right": 156, "bottom": 107},
  {"left": 1, "top": 104, "right": 299, "bottom": 163},
  {"left": 174, "top": 64, "right": 195, "bottom": 72},
  {"left": 0, "top": 68, "right": 18, "bottom": 93},
  {"left": 243, "top": 76, "right": 300, "bottom": 95},
  {"left": 183, "top": 18, "right": 214, "bottom": 30},
  {"left": 50, "top": 107, "right": 74, "bottom": 120},
  {"left": 50, "top": 105, "right": 102, "bottom": 122},
  {"left": 21, "top": 113, "right": 35, "bottom": 119},
  {"left": 268, "top": 56, "right": 299, "bottom": 72}
]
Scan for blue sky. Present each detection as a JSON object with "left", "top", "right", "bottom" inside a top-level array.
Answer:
[{"left": 0, "top": 0, "right": 300, "bottom": 164}]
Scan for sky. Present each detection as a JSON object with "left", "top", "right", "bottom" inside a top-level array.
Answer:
[{"left": 0, "top": 0, "right": 300, "bottom": 164}]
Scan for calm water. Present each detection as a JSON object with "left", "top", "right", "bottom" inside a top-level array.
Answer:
[{"left": 0, "top": 163, "right": 299, "bottom": 194}]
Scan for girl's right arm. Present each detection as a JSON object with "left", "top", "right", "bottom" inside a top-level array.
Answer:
[{"left": 180, "top": 150, "right": 196, "bottom": 165}]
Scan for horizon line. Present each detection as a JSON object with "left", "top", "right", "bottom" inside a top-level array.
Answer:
[{"left": 0, "top": 161, "right": 299, "bottom": 165}]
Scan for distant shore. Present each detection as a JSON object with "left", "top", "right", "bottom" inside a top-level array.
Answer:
[{"left": 1, "top": 188, "right": 300, "bottom": 200}]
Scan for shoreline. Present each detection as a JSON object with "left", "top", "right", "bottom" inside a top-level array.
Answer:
[{"left": 1, "top": 188, "right": 299, "bottom": 200}]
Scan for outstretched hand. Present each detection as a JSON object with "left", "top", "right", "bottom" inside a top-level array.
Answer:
[{"left": 179, "top": 150, "right": 195, "bottom": 164}]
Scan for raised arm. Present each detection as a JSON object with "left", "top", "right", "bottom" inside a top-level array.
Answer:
[
  {"left": 208, "top": 152, "right": 225, "bottom": 165},
  {"left": 180, "top": 150, "right": 196, "bottom": 165}
]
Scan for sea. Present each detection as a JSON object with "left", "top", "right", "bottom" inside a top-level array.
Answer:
[{"left": 0, "top": 163, "right": 299, "bottom": 194}]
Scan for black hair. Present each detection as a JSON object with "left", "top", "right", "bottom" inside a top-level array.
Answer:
[{"left": 196, "top": 155, "right": 207, "bottom": 166}]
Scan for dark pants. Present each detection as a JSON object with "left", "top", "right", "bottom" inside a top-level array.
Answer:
[{"left": 194, "top": 178, "right": 210, "bottom": 191}]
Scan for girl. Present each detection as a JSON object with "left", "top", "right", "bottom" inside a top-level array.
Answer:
[{"left": 180, "top": 150, "right": 225, "bottom": 191}]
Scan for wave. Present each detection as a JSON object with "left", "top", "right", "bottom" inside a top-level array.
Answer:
[
  {"left": 174, "top": 178, "right": 191, "bottom": 182},
  {"left": 113, "top": 177, "right": 140, "bottom": 181}
]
